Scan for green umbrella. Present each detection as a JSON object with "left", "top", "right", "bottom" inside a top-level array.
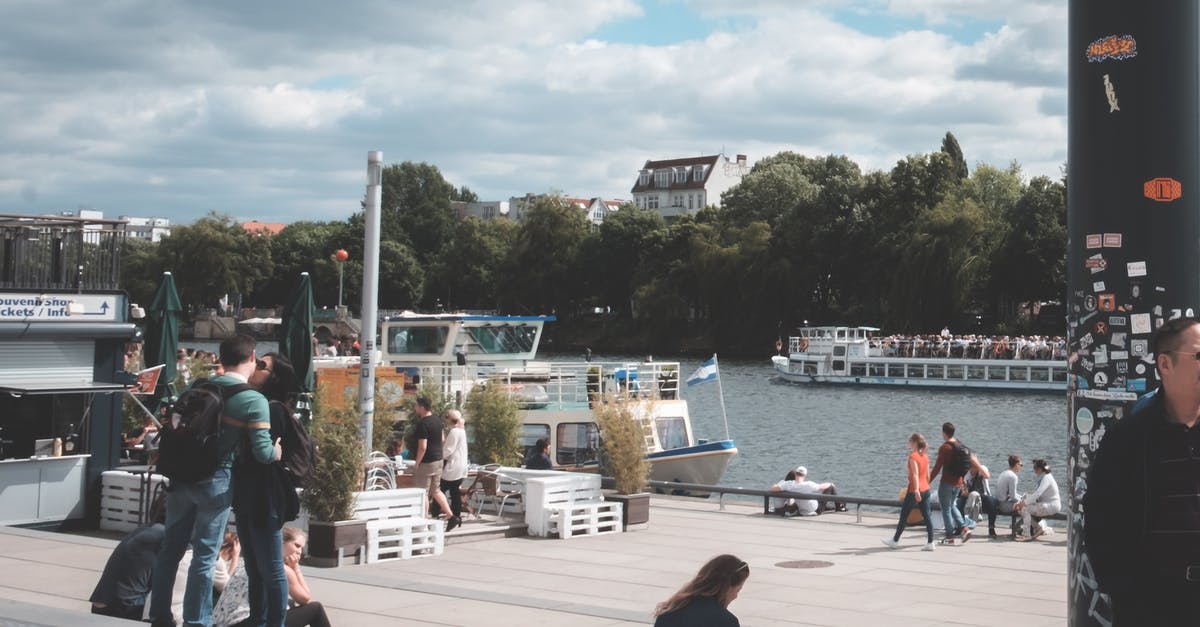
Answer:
[
  {"left": 280, "top": 271, "right": 315, "bottom": 397},
  {"left": 144, "top": 271, "right": 181, "bottom": 403}
]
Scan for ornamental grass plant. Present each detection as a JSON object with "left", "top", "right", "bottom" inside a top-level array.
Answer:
[
  {"left": 464, "top": 381, "right": 522, "bottom": 466},
  {"left": 299, "top": 397, "right": 363, "bottom": 522},
  {"left": 594, "top": 395, "right": 652, "bottom": 495}
]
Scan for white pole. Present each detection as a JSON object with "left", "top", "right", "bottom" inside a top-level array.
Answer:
[
  {"left": 713, "top": 353, "right": 730, "bottom": 441},
  {"left": 358, "top": 151, "right": 382, "bottom": 457}
]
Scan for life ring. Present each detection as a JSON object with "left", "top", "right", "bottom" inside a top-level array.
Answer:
[
  {"left": 775, "top": 339, "right": 784, "bottom": 353},
  {"left": 798, "top": 337, "right": 810, "bottom": 352}
]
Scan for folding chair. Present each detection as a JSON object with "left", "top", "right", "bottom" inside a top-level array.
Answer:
[{"left": 468, "top": 464, "right": 523, "bottom": 517}]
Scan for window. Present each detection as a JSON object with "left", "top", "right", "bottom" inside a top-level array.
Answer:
[
  {"left": 647, "top": 196, "right": 659, "bottom": 209},
  {"left": 947, "top": 365, "right": 964, "bottom": 379},
  {"left": 907, "top": 364, "right": 924, "bottom": 378},
  {"left": 656, "top": 416, "right": 688, "bottom": 450},
  {"left": 1052, "top": 368, "right": 1068, "bottom": 382},
  {"left": 674, "top": 167, "right": 687, "bottom": 183},
  {"left": 887, "top": 364, "right": 904, "bottom": 377},
  {"left": 673, "top": 195, "right": 683, "bottom": 207},
  {"left": 926, "top": 364, "right": 945, "bottom": 379},
  {"left": 850, "top": 364, "right": 867, "bottom": 376},
  {"left": 1010, "top": 367, "right": 1028, "bottom": 381},
  {"left": 639, "top": 170, "right": 651, "bottom": 186},
  {"left": 688, "top": 194, "right": 694, "bottom": 209},
  {"left": 833, "top": 346, "right": 846, "bottom": 356},
  {"left": 988, "top": 366, "right": 1007, "bottom": 380},
  {"left": 556, "top": 422, "right": 599, "bottom": 465},
  {"left": 693, "top": 165, "right": 705, "bottom": 181},
  {"left": 869, "top": 363, "right": 885, "bottom": 377},
  {"left": 520, "top": 424, "right": 550, "bottom": 461},
  {"left": 967, "top": 365, "right": 985, "bottom": 380},
  {"left": 1031, "top": 368, "right": 1050, "bottom": 382},
  {"left": 655, "top": 170, "right": 670, "bottom": 188},
  {"left": 386, "top": 325, "right": 448, "bottom": 354},
  {"left": 832, "top": 360, "right": 845, "bottom": 371},
  {"left": 466, "top": 324, "right": 539, "bottom": 354}
]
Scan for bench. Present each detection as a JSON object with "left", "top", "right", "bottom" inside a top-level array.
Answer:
[
  {"left": 525, "top": 474, "right": 622, "bottom": 539},
  {"left": 353, "top": 488, "right": 444, "bottom": 562},
  {"left": 100, "top": 470, "right": 168, "bottom": 532}
]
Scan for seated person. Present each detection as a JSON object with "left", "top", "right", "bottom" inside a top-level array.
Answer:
[
  {"left": 792, "top": 466, "right": 847, "bottom": 515},
  {"left": 957, "top": 464, "right": 1002, "bottom": 537},
  {"left": 89, "top": 496, "right": 167, "bottom": 619},
  {"left": 768, "top": 470, "right": 802, "bottom": 516},
  {"left": 213, "top": 527, "right": 332, "bottom": 627},
  {"left": 994, "top": 455, "right": 1023, "bottom": 536},
  {"left": 524, "top": 438, "right": 553, "bottom": 470},
  {"left": 123, "top": 414, "right": 160, "bottom": 463},
  {"left": 213, "top": 530, "right": 240, "bottom": 601},
  {"left": 1016, "top": 459, "right": 1060, "bottom": 541}
]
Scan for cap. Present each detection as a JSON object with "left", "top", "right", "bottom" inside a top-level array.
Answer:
[{"left": 795, "top": 466, "right": 807, "bottom": 476}]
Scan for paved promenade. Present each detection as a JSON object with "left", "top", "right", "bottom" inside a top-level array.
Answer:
[{"left": 0, "top": 496, "right": 1066, "bottom": 626}]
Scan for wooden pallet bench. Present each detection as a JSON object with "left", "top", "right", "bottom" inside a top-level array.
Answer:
[
  {"left": 525, "top": 474, "right": 622, "bottom": 539},
  {"left": 353, "top": 488, "right": 444, "bottom": 562}
]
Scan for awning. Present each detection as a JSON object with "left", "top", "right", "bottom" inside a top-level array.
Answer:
[
  {"left": 238, "top": 317, "right": 282, "bottom": 325},
  {"left": 0, "top": 380, "right": 128, "bottom": 395}
]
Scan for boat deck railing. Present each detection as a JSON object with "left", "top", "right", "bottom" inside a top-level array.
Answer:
[{"left": 625, "top": 479, "right": 1068, "bottom": 524}]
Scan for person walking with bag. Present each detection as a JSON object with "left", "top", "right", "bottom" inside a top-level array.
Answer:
[
  {"left": 440, "top": 409, "right": 468, "bottom": 528},
  {"left": 882, "top": 433, "right": 936, "bottom": 551}
]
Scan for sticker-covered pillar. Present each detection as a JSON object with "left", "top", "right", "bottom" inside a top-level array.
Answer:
[{"left": 1068, "top": 3, "right": 1199, "bottom": 626}]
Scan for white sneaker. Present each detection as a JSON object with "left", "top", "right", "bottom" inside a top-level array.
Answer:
[
  {"left": 923, "top": 542, "right": 936, "bottom": 551},
  {"left": 881, "top": 537, "right": 899, "bottom": 549}
]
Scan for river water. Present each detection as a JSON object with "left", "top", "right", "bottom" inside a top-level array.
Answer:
[{"left": 186, "top": 341, "right": 1067, "bottom": 502}]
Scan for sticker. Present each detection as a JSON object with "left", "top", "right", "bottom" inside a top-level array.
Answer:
[
  {"left": 1127, "top": 261, "right": 1147, "bottom": 277},
  {"left": 1110, "top": 316, "right": 1127, "bottom": 326},
  {"left": 1075, "top": 375, "right": 1090, "bottom": 390},
  {"left": 1171, "top": 308, "right": 1183, "bottom": 320},
  {"left": 1144, "top": 177, "right": 1182, "bottom": 202},
  {"left": 1103, "top": 74, "right": 1120, "bottom": 112},
  {"left": 1094, "top": 372, "right": 1109, "bottom": 387},
  {"left": 1112, "top": 332, "right": 1127, "bottom": 348},
  {"left": 1081, "top": 356, "right": 1095, "bottom": 372},
  {"left": 1190, "top": 308, "right": 1196, "bottom": 318},
  {"left": 1114, "top": 375, "right": 1127, "bottom": 388},
  {"left": 1094, "top": 320, "right": 1109, "bottom": 335},
  {"left": 1099, "top": 293, "right": 1116, "bottom": 311},
  {"left": 1086, "top": 254, "right": 1107, "bottom": 272},
  {"left": 1112, "top": 350, "right": 1129, "bottom": 360},
  {"left": 1086, "top": 234, "right": 1103, "bottom": 249},
  {"left": 1076, "top": 407, "right": 1095, "bottom": 433},
  {"left": 1131, "top": 283, "right": 1143, "bottom": 299},
  {"left": 1077, "top": 389, "right": 1138, "bottom": 401},
  {"left": 1084, "top": 295, "right": 1097, "bottom": 311},
  {"left": 1087, "top": 35, "right": 1138, "bottom": 63},
  {"left": 1135, "top": 363, "right": 1147, "bottom": 375},
  {"left": 1127, "top": 378, "right": 1147, "bottom": 392},
  {"left": 1131, "top": 339, "right": 1148, "bottom": 356},
  {"left": 1080, "top": 333, "right": 1095, "bottom": 349},
  {"left": 1095, "top": 345, "right": 1109, "bottom": 365},
  {"left": 1116, "top": 361, "right": 1129, "bottom": 374},
  {"left": 1094, "top": 281, "right": 1107, "bottom": 292},
  {"left": 1131, "top": 313, "right": 1152, "bottom": 334},
  {"left": 1154, "top": 305, "right": 1163, "bottom": 316},
  {"left": 1103, "top": 233, "right": 1123, "bottom": 247},
  {"left": 1156, "top": 286, "right": 1167, "bottom": 292}
]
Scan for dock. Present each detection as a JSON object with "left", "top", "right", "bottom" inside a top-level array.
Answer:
[{"left": 0, "top": 496, "right": 1066, "bottom": 626}]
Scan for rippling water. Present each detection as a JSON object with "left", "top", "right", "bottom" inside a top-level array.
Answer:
[{"left": 188, "top": 340, "right": 1066, "bottom": 502}]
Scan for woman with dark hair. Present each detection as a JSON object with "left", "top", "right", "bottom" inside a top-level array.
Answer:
[
  {"left": 882, "top": 432, "right": 936, "bottom": 551},
  {"left": 1016, "top": 458, "right": 1060, "bottom": 541},
  {"left": 653, "top": 554, "right": 749, "bottom": 626},
  {"left": 229, "top": 352, "right": 297, "bottom": 626}
]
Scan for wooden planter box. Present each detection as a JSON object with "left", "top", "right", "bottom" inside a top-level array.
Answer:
[
  {"left": 306, "top": 518, "right": 368, "bottom": 567},
  {"left": 605, "top": 492, "right": 650, "bottom": 530}
]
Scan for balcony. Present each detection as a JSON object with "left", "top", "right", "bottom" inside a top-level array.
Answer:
[{"left": 0, "top": 214, "right": 127, "bottom": 292}]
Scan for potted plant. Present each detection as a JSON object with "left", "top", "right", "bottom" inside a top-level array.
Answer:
[
  {"left": 594, "top": 394, "right": 652, "bottom": 529},
  {"left": 300, "top": 400, "right": 366, "bottom": 567},
  {"left": 464, "top": 381, "right": 522, "bottom": 465}
]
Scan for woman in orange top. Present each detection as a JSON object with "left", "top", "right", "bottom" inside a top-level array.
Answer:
[{"left": 882, "top": 433, "right": 935, "bottom": 551}]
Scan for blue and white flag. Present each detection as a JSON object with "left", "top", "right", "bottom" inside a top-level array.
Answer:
[{"left": 687, "top": 355, "right": 719, "bottom": 387}]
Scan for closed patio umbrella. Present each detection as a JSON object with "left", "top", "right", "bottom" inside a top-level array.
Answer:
[
  {"left": 144, "top": 271, "right": 182, "bottom": 403},
  {"left": 280, "top": 271, "right": 315, "bottom": 399}
]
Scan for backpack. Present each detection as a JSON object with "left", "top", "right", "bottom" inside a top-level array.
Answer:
[
  {"left": 950, "top": 440, "right": 973, "bottom": 477},
  {"left": 271, "top": 400, "right": 316, "bottom": 488},
  {"left": 156, "top": 379, "right": 251, "bottom": 483}
]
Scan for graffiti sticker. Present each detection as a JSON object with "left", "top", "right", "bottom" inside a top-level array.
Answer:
[
  {"left": 1086, "top": 254, "right": 1107, "bottom": 272},
  {"left": 1144, "top": 177, "right": 1182, "bottom": 202},
  {"left": 1087, "top": 35, "right": 1137, "bottom": 63},
  {"left": 1103, "top": 233, "right": 1122, "bottom": 247},
  {"left": 1086, "top": 234, "right": 1102, "bottom": 249},
  {"left": 1103, "top": 74, "right": 1120, "bottom": 112},
  {"left": 1127, "top": 261, "right": 1147, "bottom": 277}
]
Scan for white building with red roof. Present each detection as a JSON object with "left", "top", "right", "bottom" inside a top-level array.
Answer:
[{"left": 630, "top": 153, "right": 747, "bottom": 219}]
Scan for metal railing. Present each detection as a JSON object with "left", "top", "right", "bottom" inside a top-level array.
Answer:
[{"left": 0, "top": 214, "right": 126, "bottom": 291}]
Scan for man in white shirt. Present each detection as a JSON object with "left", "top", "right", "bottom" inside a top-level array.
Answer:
[
  {"left": 791, "top": 466, "right": 847, "bottom": 515},
  {"left": 768, "top": 470, "right": 803, "bottom": 516},
  {"left": 995, "top": 455, "right": 1022, "bottom": 537}
]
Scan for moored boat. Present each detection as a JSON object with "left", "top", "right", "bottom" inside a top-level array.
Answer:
[{"left": 772, "top": 326, "right": 1068, "bottom": 393}]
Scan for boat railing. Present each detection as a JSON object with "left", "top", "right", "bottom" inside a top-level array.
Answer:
[{"left": 788, "top": 336, "right": 1067, "bottom": 361}]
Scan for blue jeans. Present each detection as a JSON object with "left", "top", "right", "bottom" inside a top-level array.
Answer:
[
  {"left": 893, "top": 489, "right": 933, "bottom": 543},
  {"left": 151, "top": 467, "right": 233, "bottom": 626},
  {"left": 235, "top": 513, "right": 287, "bottom": 626},
  {"left": 937, "top": 481, "right": 973, "bottom": 537}
]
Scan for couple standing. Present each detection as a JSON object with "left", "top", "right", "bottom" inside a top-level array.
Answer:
[{"left": 408, "top": 396, "right": 469, "bottom": 532}]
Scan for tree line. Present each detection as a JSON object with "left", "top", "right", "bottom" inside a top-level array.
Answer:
[{"left": 119, "top": 133, "right": 1066, "bottom": 355}]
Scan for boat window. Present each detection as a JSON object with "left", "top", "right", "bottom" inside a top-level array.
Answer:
[
  {"left": 1010, "top": 367, "right": 1028, "bottom": 381},
  {"left": 386, "top": 325, "right": 448, "bottom": 354},
  {"left": 927, "top": 364, "right": 945, "bottom": 379},
  {"left": 556, "top": 422, "right": 599, "bottom": 466},
  {"left": 1031, "top": 368, "right": 1050, "bottom": 382},
  {"left": 947, "top": 365, "right": 964, "bottom": 379},
  {"left": 836, "top": 329, "right": 846, "bottom": 340},
  {"left": 655, "top": 416, "right": 688, "bottom": 451},
  {"left": 987, "top": 366, "right": 1007, "bottom": 380},
  {"left": 833, "top": 346, "right": 847, "bottom": 357},
  {"left": 850, "top": 364, "right": 867, "bottom": 376},
  {"left": 1051, "top": 368, "right": 1068, "bottom": 382},
  {"left": 466, "top": 324, "right": 539, "bottom": 354},
  {"left": 832, "top": 360, "right": 845, "bottom": 372},
  {"left": 907, "top": 364, "right": 924, "bottom": 378},
  {"left": 803, "top": 361, "right": 818, "bottom": 375},
  {"left": 520, "top": 423, "right": 550, "bottom": 461},
  {"left": 887, "top": 363, "right": 904, "bottom": 377},
  {"left": 967, "top": 365, "right": 985, "bottom": 380},
  {"left": 869, "top": 363, "right": 885, "bottom": 377}
]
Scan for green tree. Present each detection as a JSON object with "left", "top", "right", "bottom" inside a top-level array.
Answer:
[
  {"left": 463, "top": 382, "right": 522, "bottom": 466},
  {"left": 118, "top": 238, "right": 163, "bottom": 311},
  {"left": 156, "top": 213, "right": 273, "bottom": 310},
  {"left": 427, "top": 217, "right": 516, "bottom": 310},
  {"left": 377, "top": 240, "right": 424, "bottom": 309},
  {"left": 262, "top": 220, "right": 355, "bottom": 307},
  {"left": 378, "top": 162, "right": 458, "bottom": 266},
  {"left": 940, "top": 131, "right": 969, "bottom": 181},
  {"left": 591, "top": 204, "right": 664, "bottom": 315},
  {"left": 500, "top": 196, "right": 588, "bottom": 315},
  {"left": 989, "top": 176, "right": 1067, "bottom": 319}
]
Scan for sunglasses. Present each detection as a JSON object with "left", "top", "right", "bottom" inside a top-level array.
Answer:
[
  {"left": 255, "top": 359, "right": 271, "bottom": 372},
  {"left": 1166, "top": 350, "right": 1200, "bottom": 361}
]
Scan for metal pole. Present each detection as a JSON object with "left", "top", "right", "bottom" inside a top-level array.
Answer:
[
  {"left": 1067, "top": 4, "right": 1199, "bottom": 625},
  {"left": 337, "top": 262, "right": 343, "bottom": 309},
  {"left": 358, "top": 151, "right": 383, "bottom": 457},
  {"left": 713, "top": 354, "right": 730, "bottom": 441}
]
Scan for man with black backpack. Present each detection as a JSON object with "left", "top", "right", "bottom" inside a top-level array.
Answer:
[
  {"left": 149, "top": 335, "right": 278, "bottom": 627},
  {"left": 928, "top": 421, "right": 988, "bottom": 544}
]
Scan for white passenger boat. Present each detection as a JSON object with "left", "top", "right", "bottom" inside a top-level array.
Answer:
[
  {"left": 771, "top": 326, "right": 1068, "bottom": 393},
  {"left": 324, "top": 313, "right": 737, "bottom": 487}
]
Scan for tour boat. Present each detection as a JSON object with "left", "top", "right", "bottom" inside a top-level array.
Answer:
[
  {"left": 317, "top": 313, "right": 737, "bottom": 487},
  {"left": 771, "top": 326, "right": 1068, "bottom": 392}
]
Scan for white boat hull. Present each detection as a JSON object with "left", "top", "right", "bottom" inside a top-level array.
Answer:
[
  {"left": 772, "top": 355, "right": 1066, "bottom": 393},
  {"left": 647, "top": 441, "right": 738, "bottom": 486}
]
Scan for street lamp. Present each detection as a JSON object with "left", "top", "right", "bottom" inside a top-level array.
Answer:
[{"left": 334, "top": 248, "right": 349, "bottom": 308}]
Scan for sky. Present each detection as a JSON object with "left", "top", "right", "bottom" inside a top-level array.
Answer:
[{"left": 0, "top": 0, "right": 1067, "bottom": 226}]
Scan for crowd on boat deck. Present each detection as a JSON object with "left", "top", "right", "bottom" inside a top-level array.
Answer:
[{"left": 869, "top": 334, "right": 1066, "bottom": 360}]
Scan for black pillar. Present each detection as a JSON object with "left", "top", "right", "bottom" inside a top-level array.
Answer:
[{"left": 1068, "top": 3, "right": 1200, "bottom": 626}]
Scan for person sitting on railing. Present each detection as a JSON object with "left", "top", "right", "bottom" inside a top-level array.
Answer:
[
  {"left": 768, "top": 469, "right": 803, "bottom": 516},
  {"left": 790, "top": 466, "right": 848, "bottom": 515},
  {"left": 524, "top": 438, "right": 553, "bottom": 470}
]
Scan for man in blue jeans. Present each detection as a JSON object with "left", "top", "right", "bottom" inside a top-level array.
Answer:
[
  {"left": 928, "top": 422, "right": 983, "bottom": 543},
  {"left": 149, "top": 335, "right": 277, "bottom": 626}
]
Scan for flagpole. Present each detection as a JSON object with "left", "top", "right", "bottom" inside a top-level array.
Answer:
[{"left": 713, "top": 353, "right": 730, "bottom": 441}]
